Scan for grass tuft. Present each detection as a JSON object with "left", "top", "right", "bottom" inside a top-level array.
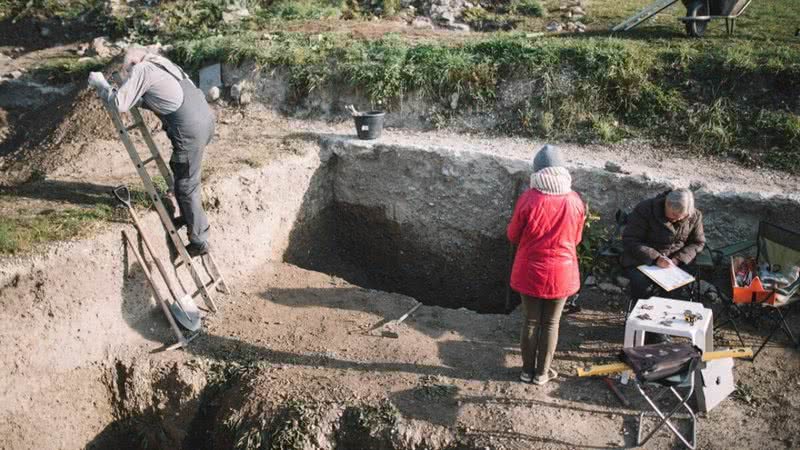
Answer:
[{"left": 0, "top": 206, "right": 113, "bottom": 255}]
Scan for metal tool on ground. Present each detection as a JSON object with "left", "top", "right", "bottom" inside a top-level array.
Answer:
[
  {"left": 122, "top": 231, "right": 198, "bottom": 350},
  {"left": 115, "top": 186, "right": 201, "bottom": 332},
  {"left": 98, "top": 73, "right": 229, "bottom": 313},
  {"left": 369, "top": 301, "right": 422, "bottom": 338},
  {"left": 603, "top": 377, "right": 631, "bottom": 407},
  {"left": 577, "top": 347, "right": 752, "bottom": 377}
]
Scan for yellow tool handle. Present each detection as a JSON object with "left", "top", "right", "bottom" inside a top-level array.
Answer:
[{"left": 577, "top": 347, "right": 753, "bottom": 377}]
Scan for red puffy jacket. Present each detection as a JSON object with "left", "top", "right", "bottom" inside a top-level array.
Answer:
[{"left": 507, "top": 189, "right": 586, "bottom": 299}]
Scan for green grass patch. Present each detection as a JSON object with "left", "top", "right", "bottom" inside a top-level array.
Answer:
[
  {"left": 1, "top": 0, "right": 107, "bottom": 22},
  {"left": 32, "top": 56, "right": 110, "bottom": 83},
  {"left": 0, "top": 206, "right": 113, "bottom": 255}
]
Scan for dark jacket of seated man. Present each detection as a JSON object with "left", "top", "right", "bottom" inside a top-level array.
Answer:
[{"left": 622, "top": 189, "right": 706, "bottom": 302}]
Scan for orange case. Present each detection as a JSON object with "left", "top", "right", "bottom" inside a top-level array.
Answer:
[{"left": 730, "top": 257, "right": 777, "bottom": 305}]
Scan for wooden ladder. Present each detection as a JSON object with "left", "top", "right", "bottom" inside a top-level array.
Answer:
[{"left": 100, "top": 95, "right": 229, "bottom": 314}]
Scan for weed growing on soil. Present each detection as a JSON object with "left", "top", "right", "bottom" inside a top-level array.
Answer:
[
  {"left": 33, "top": 56, "right": 110, "bottom": 83},
  {"left": 577, "top": 207, "right": 610, "bottom": 276},
  {"left": 0, "top": 206, "right": 112, "bottom": 254}
]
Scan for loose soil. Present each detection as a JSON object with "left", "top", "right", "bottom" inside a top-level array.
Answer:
[{"left": 80, "top": 260, "right": 800, "bottom": 450}]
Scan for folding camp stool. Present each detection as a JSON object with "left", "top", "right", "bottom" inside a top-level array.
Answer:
[
  {"left": 633, "top": 363, "right": 699, "bottom": 449},
  {"left": 622, "top": 298, "right": 712, "bottom": 385}
]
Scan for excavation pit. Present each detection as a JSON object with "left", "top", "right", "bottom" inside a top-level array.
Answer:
[{"left": 2, "top": 133, "right": 800, "bottom": 450}]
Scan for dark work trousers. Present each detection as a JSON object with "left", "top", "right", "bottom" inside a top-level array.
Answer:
[{"left": 160, "top": 76, "right": 215, "bottom": 247}]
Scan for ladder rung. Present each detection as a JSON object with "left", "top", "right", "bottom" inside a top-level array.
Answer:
[
  {"left": 125, "top": 122, "right": 144, "bottom": 132},
  {"left": 191, "top": 278, "right": 221, "bottom": 299},
  {"left": 140, "top": 156, "right": 156, "bottom": 167}
]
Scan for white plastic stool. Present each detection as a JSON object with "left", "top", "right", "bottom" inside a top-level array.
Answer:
[
  {"left": 624, "top": 297, "right": 713, "bottom": 351},
  {"left": 622, "top": 297, "right": 713, "bottom": 386}
]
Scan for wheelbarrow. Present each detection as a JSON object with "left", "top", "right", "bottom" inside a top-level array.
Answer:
[
  {"left": 680, "top": 0, "right": 753, "bottom": 37},
  {"left": 612, "top": 0, "right": 752, "bottom": 38}
]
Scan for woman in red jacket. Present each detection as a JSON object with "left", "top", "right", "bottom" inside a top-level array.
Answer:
[{"left": 507, "top": 145, "right": 586, "bottom": 385}]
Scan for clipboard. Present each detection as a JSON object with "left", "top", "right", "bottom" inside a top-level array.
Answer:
[{"left": 637, "top": 264, "right": 695, "bottom": 292}]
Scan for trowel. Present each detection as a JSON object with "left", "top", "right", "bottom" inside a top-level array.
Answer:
[{"left": 367, "top": 301, "right": 422, "bottom": 338}]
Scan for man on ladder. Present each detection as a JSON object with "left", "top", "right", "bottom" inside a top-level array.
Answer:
[{"left": 88, "top": 47, "right": 214, "bottom": 257}]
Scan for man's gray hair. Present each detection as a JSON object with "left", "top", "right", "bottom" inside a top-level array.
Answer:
[
  {"left": 665, "top": 188, "right": 695, "bottom": 216},
  {"left": 123, "top": 46, "right": 151, "bottom": 72}
]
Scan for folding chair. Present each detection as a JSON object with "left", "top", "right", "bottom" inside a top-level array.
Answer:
[
  {"left": 714, "top": 221, "right": 800, "bottom": 360},
  {"left": 623, "top": 343, "right": 702, "bottom": 450}
]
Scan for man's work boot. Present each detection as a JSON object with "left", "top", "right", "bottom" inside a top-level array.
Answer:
[
  {"left": 172, "top": 216, "right": 187, "bottom": 230},
  {"left": 185, "top": 242, "right": 210, "bottom": 257}
]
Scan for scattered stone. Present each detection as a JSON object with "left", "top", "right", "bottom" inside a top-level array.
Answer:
[
  {"left": 604, "top": 161, "right": 624, "bottom": 173},
  {"left": 546, "top": 21, "right": 563, "bottom": 32},
  {"left": 576, "top": 22, "right": 587, "bottom": 32},
  {"left": 231, "top": 80, "right": 247, "bottom": 101},
  {"left": 450, "top": 92, "right": 459, "bottom": 110},
  {"left": 446, "top": 22, "right": 471, "bottom": 32},
  {"left": 411, "top": 16, "right": 435, "bottom": 29},
  {"left": 584, "top": 275, "right": 596, "bottom": 286},
  {"left": 425, "top": 0, "right": 468, "bottom": 27},
  {"left": 206, "top": 86, "right": 220, "bottom": 102},
  {"left": 75, "top": 43, "right": 89, "bottom": 57},
  {"left": 615, "top": 276, "right": 630, "bottom": 289},
  {"left": 222, "top": 6, "right": 250, "bottom": 24},
  {"left": 566, "top": 22, "right": 578, "bottom": 32},
  {"left": 90, "top": 36, "right": 115, "bottom": 58},
  {"left": 238, "top": 91, "right": 252, "bottom": 106},
  {"left": 598, "top": 282, "right": 623, "bottom": 295},
  {"left": 689, "top": 180, "right": 707, "bottom": 191},
  {"left": 40, "top": 27, "right": 51, "bottom": 38},
  {"left": 570, "top": 6, "right": 585, "bottom": 15},
  {"left": 10, "top": 70, "right": 22, "bottom": 80}
]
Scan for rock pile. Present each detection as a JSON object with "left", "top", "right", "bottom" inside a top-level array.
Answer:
[
  {"left": 410, "top": 0, "right": 472, "bottom": 31},
  {"left": 545, "top": 0, "right": 587, "bottom": 33}
]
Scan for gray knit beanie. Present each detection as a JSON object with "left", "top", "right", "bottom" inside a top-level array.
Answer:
[{"left": 532, "top": 144, "right": 564, "bottom": 172}]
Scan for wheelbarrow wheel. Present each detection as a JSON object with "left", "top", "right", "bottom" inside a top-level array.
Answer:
[{"left": 685, "top": 1, "right": 709, "bottom": 38}]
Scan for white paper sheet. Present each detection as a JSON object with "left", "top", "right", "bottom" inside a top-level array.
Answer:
[{"left": 637, "top": 264, "right": 696, "bottom": 292}]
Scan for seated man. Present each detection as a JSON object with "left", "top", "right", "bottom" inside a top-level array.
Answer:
[{"left": 622, "top": 188, "right": 706, "bottom": 302}]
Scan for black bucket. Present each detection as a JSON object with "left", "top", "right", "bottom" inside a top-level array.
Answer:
[{"left": 354, "top": 111, "right": 385, "bottom": 140}]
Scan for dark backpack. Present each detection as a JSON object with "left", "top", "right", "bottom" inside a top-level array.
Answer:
[{"left": 620, "top": 343, "right": 702, "bottom": 384}]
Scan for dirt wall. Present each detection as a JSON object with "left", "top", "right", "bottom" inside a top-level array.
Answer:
[
  {"left": 0, "top": 146, "right": 331, "bottom": 449},
  {"left": 286, "top": 136, "right": 800, "bottom": 313}
]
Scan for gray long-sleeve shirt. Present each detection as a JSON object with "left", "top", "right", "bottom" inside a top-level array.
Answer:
[{"left": 99, "top": 55, "right": 190, "bottom": 115}]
